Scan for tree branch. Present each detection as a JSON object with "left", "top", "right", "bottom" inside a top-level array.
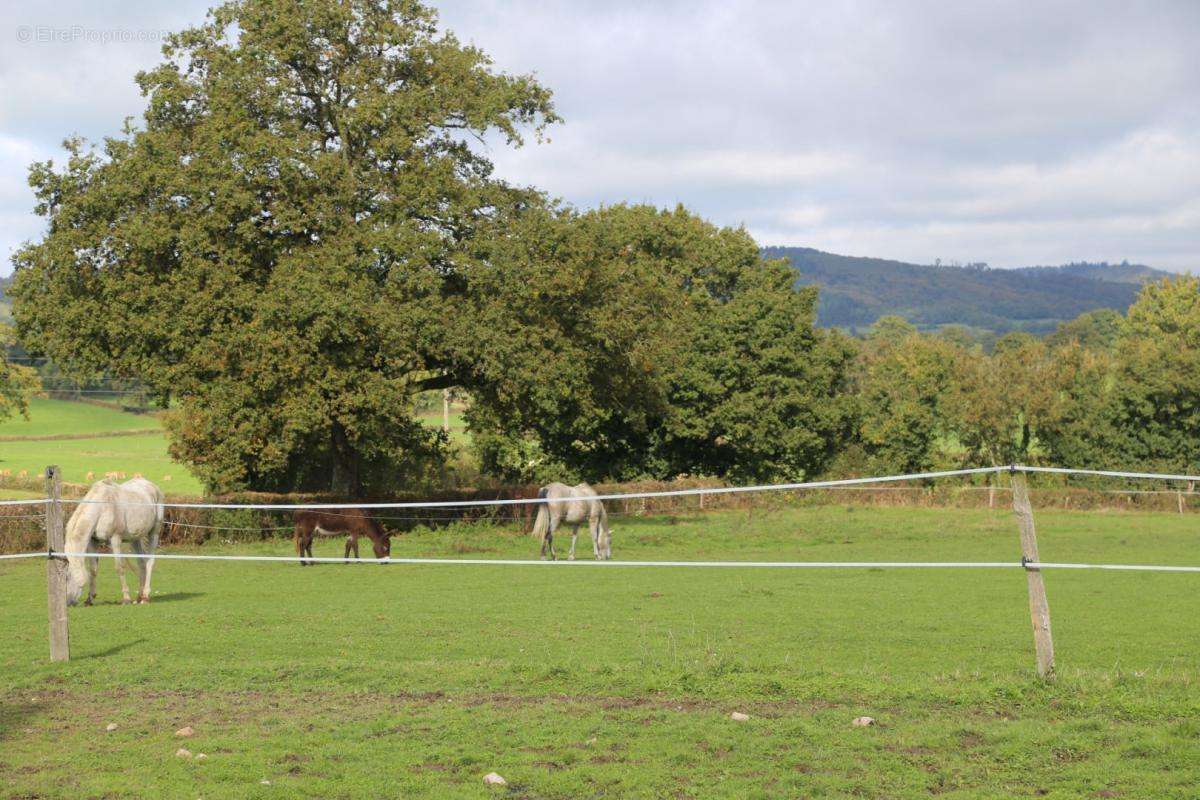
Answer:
[{"left": 412, "top": 373, "right": 457, "bottom": 393}]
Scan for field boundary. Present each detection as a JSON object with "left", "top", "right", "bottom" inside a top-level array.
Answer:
[
  {"left": 5, "top": 551, "right": 1198, "bottom": 573},
  {"left": 0, "top": 428, "right": 161, "bottom": 443},
  {"left": 65, "top": 466, "right": 1008, "bottom": 509}
]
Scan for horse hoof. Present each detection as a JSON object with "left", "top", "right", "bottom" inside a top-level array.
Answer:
[
  {"left": 83, "top": 599, "right": 93, "bottom": 607},
  {"left": 121, "top": 598, "right": 132, "bottom": 605},
  {"left": 137, "top": 596, "right": 149, "bottom": 604}
]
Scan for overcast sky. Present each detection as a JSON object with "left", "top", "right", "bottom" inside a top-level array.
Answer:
[{"left": 1, "top": 0, "right": 1197, "bottom": 274}]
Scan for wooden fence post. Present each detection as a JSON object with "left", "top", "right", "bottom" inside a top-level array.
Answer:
[
  {"left": 1011, "top": 470, "right": 1053, "bottom": 679},
  {"left": 44, "top": 465, "right": 70, "bottom": 662}
]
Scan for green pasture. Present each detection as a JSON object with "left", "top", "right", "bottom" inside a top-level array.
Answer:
[
  {"left": 0, "top": 399, "right": 471, "bottom": 496},
  {"left": 0, "top": 398, "right": 203, "bottom": 494},
  {"left": 0, "top": 398, "right": 162, "bottom": 439},
  {"left": 417, "top": 408, "right": 470, "bottom": 444},
  {"left": 2, "top": 505, "right": 1199, "bottom": 797},
  {"left": 0, "top": 433, "right": 203, "bottom": 495}
]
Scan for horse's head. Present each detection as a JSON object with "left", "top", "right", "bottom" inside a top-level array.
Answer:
[
  {"left": 370, "top": 519, "right": 393, "bottom": 560},
  {"left": 372, "top": 534, "right": 392, "bottom": 560},
  {"left": 65, "top": 558, "right": 88, "bottom": 606}
]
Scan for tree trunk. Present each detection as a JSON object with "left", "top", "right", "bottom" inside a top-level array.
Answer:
[{"left": 330, "top": 422, "right": 363, "bottom": 498}]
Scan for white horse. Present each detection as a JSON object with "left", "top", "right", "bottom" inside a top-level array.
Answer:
[
  {"left": 530, "top": 482, "right": 612, "bottom": 560},
  {"left": 64, "top": 478, "right": 164, "bottom": 606}
]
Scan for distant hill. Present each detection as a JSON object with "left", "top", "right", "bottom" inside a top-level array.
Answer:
[
  {"left": 765, "top": 247, "right": 1174, "bottom": 334},
  {"left": 0, "top": 255, "right": 1178, "bottom": 335},
  {"left": 1012, "top": 261, "right": 1172, "bottom": 285}
]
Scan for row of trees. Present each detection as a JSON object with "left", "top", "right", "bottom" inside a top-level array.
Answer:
[
  {"left": 846, "top": 280, "right": 1200, "bottom": 477},
  {"left": 4, "top": 0, "right": 1195, "bottom": 494}
]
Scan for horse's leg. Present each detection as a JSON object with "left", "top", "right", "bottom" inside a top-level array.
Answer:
[
  {"left": 129, "top": 538, "right": 150, "bottom": 604},
  {"left": 84, "top": 540, "right": 99, "bottom": 606},
  {"left": 110, "top": 537, "right": 132, "bottom": 604},
  {"left": 540, "top": 512, "right": 553, "bottom": 560},
  {"left": 294, "top": 527, "right": 306, "bottom": 566},
  {"left": 568, "top": 523, "right": 579, "bottom": 561},
  {"left": 139, "top": 521, "right": 160, "bottom": 603},
  {"left": 344, "top": 535, "right": 353, "bottom": 562},
  {"left": 590, "top": 517, "right": 600, "bottom": 559}
]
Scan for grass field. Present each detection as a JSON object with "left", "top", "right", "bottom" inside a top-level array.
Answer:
[
  {"left": 0, "top": 398, "right": 162, "bottom": 439},
  {"left": 2, "top": 505, "right": 1199, "bottom": 797},
  {"left": 417, "top": 408, "right": 470, "bottom": 444},
  {"left": 0, "top": 398, "right": 206, "bottom": 494},
  {"left": 0, "top": 433, "right": 203, "bottom": 495},
  {"left": 0, "top": 400, "right": 469, "bottom": 496}
]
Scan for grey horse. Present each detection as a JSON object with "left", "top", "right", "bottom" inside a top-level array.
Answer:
[
  {"left": 64, "top": 477, "right": 164, "bottom": 606},
  {"left": 530, "top": 482, "right": 612, "bottom": 560}
]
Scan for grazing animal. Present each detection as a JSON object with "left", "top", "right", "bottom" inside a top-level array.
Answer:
[
  {"left": 293, "top": 509, "right": 391, "bottom": 566},
  {"left": 64, "top": 477, "right": 164, "bottom": 606},
  {"left": 530, "top": 482, "right": 612, "bottom": 560}
]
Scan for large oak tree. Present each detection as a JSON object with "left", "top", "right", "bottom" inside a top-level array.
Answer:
[{"left": 12, "top": 0, "right": 557, "bottom": 493}]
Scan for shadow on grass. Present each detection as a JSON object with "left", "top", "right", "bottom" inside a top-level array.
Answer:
[
  {"left": 148, "top": 592, "right": 204, "bottom": 604},
  {"left": 83, "top": 591, "right": 204, "bottom": 606},
  {"left": 79, "top": 638, "right": 147, "bottom": 660},
  {"left": 0, "top": 698, "right": 48, "bottom": 741},
  {"left": 622, "top": 515, "right": 706, "bottom": 527}
]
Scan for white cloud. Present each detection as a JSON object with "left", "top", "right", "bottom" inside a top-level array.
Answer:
[{"left": 1, "top": 0, "right": 1197, "bottom": 272}]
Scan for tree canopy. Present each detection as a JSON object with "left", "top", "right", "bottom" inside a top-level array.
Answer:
[
  {"left": 0, "top": 325, "right": 39, "bottom": 424},
  {"left": 12, "top": 0, "right": 557, "bottom": 494},
  {"left": 11, "top": 0, "right": 853, "bottom": 493},
  {"left": 9, "top": 0, "right": 1198, "bottom": 494},
  {"left": 460, "top": 204, "right": 855, "bottom": 484}
]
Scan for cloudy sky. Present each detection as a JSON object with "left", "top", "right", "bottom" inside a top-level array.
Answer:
[{"left": 1, "top": 0, "right": 1197, "bottom": 274}]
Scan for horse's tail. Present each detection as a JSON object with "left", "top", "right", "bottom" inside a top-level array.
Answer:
[
  {"left": 149, "top": 487, "right": 165, "bottom": 553},
  {"left": 531, "top": 487, "right": 550, "bottom": 540}
]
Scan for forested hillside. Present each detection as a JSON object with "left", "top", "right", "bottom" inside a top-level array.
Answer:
[{"left": 766, "top": 246, "right": 1171, "bottom": 333}]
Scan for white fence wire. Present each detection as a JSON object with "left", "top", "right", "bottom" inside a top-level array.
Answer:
[
  {"left": 0, "top": 552, "right": 1189, "bottom": 572},
  {"left": 3, "top": 464, "right": 1200, "bottom": 572}
]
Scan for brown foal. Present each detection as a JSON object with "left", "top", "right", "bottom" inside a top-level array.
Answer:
[{"left": 293, "top": 509, "right": 391, "bottom": 565}]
